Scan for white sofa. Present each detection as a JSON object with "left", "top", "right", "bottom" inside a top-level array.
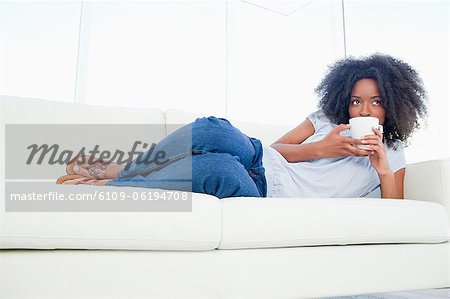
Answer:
[{"left": 0, "top": 95, "right": 449, "bottom": 299}]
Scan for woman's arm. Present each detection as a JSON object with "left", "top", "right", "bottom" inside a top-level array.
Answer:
[
  {"left": 379, "top": 168, "right": 405, "bottom": 199},
  {"left": 270, "top": 119, "right": 320, "bottom": 162},
  {"left": 271, "top": 119, "right": 370, "bottom": 163},
  {"left": 272, "top": 118, "right": 405, "bottom": 198}
]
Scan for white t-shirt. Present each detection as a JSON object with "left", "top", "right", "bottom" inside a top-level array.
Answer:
[{"left": 262, "top": 110, "right": 406, "bottom": 198}]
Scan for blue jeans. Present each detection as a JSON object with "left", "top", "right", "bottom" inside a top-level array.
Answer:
[{"left": 106, "top": 116, "right": 267, "bottom": 199}]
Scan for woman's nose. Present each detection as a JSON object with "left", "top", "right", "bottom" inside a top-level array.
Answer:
[{"left": 360, "top": 103, "right": 371, "bottom": 116}]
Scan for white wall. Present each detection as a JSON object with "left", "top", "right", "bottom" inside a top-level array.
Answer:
[
  {"left": 0, "top": 0, "right": 448, "bottom": 162},
  {"left": 226, "top": 0, "right": 344, "bottom": 125},
  {"left": 344, "top": 0, "right": 449, "bottom": 162},
  {"left": 83, "top": 0, "right": 344, "bottom": 125},
  {"left": 84, "top": 1, "right": 227, "bottom": 117},
  {"left": 0, "top": 1, "right": 80, "bottom": 102},
  {"left": 1, "top": 0, "right": 345, "bottom": 123}
]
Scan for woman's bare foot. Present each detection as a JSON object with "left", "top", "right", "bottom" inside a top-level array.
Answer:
[{"left": 71, "top": 156, "right": 124, "bottom": 179}]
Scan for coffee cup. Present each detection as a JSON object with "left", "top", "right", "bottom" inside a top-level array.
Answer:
[{"left": 349, "top": 117, "right": 383, "bottom": 150}]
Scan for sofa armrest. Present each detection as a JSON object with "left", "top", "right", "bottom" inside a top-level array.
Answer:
[{"left": 404, "top": 158, "right": 450, "bottom": 218}]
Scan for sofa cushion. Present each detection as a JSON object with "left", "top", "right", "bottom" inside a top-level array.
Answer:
[
  {"left": 0, "top": 182, "right": 222, "bottom": 250},
  {"left": 218, "top": 197, "right": 450, "bottom": 249}
]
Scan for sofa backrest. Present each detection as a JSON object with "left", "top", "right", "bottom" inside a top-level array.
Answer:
[
  {"left": 0, "top": 95, "right": 166, "bottom": 181},
  {"left": 1, "top": 95, "right": 292, "bottom": 180},
  {"left": 165, "top": 108, "right": 293, "bottom": 146}
]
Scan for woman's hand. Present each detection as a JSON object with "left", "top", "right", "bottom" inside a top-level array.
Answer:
[
  {"left": 361, "top": 127, "right": 392, "bottom": 176},
  {"left": 319, "top": 124, "right": 373, "bottom": 158}
]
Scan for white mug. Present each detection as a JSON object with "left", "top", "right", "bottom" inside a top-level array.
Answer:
[{"left": 349, "top": 117, "right": 383, "bottom": 150}]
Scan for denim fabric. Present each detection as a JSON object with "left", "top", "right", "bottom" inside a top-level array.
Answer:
[{"left": 107, "top": 116, "right": 267, "bottom": 199}]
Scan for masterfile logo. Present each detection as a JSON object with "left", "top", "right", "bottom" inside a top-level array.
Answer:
[{"left": 4, "top": 124, "right": 193, "bottom": 212}]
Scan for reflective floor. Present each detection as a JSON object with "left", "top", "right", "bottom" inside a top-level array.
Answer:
[{"left": 324, "top": 287, "right": 449, "bottom": 299}]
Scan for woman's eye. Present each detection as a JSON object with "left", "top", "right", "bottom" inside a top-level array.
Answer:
[
  {"left": 351, "top": 99, "right": 360, "bottom": 105},
  {"left": 372, "top": 100, "right": 381, "bottom": 105}
]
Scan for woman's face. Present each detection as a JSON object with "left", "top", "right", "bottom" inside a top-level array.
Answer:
[{"left": 348, "top": 78, "right": 386, "bottom": 124}]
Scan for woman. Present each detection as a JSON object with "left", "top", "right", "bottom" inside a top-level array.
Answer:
[{"left": 57, "top": 53, "right": 428, "bottom": 200}]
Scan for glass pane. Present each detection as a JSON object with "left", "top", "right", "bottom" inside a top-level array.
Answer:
[{"left": 0, "top": 1, "right": 81, "bottom": 102}]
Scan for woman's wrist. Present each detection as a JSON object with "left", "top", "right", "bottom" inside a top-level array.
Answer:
[
  {"left": 377, "top": 169, "right": 394, "bottom": 179},
  {"left": 314, "top": 140, "right": 327, "bottom": 159}
]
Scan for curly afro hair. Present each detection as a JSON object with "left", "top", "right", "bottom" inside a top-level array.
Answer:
[{"left": 315, "top": 53, "right": 428, "bottom": 150}]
